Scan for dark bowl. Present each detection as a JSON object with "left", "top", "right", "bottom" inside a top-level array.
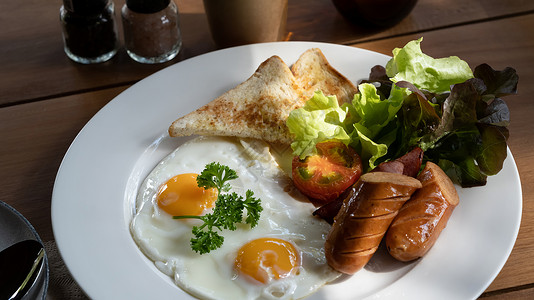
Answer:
[
  {"left": 332, "top": 0, "right": 418, "bottom": 28},
  {"left": 0, "top": 201, "right": 48, "bottom": 300}
]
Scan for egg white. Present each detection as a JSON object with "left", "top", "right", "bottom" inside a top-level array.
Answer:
[{"left": 131, "top": 136, "right": 340, "bottom": 299}]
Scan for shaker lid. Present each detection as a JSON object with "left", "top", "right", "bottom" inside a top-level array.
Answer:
[
  {"left": 63, "top": 0, "right": 108, "bottom": 15},
  {"left": 126, "top": 0, "right": 171, "bottom": 14}
]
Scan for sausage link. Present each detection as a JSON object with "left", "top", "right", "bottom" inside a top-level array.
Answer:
[
  {"left": 385, "top": 162, "right": 459, "bottom": 262},
  {"left": 325, "top": 172, "right": 422, "bottom": 274},
  {"left": 314, "top": 147, "right": 423, "bottom": 224}
]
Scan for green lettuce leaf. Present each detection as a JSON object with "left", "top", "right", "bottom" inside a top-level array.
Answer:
[
  {"left": 287, "top": 84, "right": 408, "bottom": 170},
  {"left": 286, "top": 91, "right": 350, "bottom": 159},
  {"left": 386, "top": 37, "right": 474, "bottom": 93},
  {"left": 346, "top": 83, "right": 409, "bottom": 170},
  {"left": 351, "top": 83, "right": 406, "bottom": 138},
  {"left": 352, "top": 127, "right": 388, "bottom": 170}
]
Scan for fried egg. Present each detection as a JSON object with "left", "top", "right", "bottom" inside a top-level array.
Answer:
[{"left": 130, "top": 136, "right": 340, "bottom": 299}]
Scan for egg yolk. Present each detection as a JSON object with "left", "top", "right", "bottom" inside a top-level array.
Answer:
[
  {"left": 235, "top": 238, "right": 300, "bottom": 284},
  {"left": 156, "top": 173, "right": 218, "bottom": 216}
]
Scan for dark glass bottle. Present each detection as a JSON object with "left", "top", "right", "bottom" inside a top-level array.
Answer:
[
  {"left": 60, "top": 0, "right": 119, "bottom": 64},
  {"left": 122, "top": 0, "right": 182, "bottom": 64}
]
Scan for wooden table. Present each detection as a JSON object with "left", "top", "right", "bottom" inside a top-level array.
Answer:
[{"left": 1, "top": 0, "right": 533, "bottom": 298}]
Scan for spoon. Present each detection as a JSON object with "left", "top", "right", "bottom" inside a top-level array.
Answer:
[{"left": 0, "top": 240, "right": 45, "bottom": 300}]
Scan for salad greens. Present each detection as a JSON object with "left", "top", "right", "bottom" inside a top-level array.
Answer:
[
  {"left": 287, "top": 38, "right": 518, "bottom": 187},
  {"left": 386, "top": 38, "right": 474, "bottom": 93},
  {"left": 286, "top": 91, "right": 350, "bottom": 159}
]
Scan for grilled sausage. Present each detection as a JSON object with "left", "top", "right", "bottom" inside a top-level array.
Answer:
[
  {"left": 324, "top": 172, "right": 422, "bottom": 274},
  {"left": 385, "top": 162, "right": 459, "bottom": 262}
]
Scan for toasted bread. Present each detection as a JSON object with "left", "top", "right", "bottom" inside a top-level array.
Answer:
[
  {"left": 168, "top": 48, "right": 357, "bottom": 144},
  {"left": 291, "top": 48, "right": 357, "bottom": 105},
  {"left": 168, "top": 55, "right": 305, "bottom": 144}
]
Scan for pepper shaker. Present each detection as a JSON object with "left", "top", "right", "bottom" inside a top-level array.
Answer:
[
  {"left": 60, "top": 0, "right": 119, "bottom": 64},
  {"left": 121, "top": 0, "right": 182, "bottom": 64}
]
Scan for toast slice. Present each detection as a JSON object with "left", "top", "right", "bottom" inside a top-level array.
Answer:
[
  {"left": 168, "top": 48, "right": 358, "bottom": 145},
  {"left": 168, "top": 55, "right": 305, "bottom": 145},
  {"left": 291, "top": 48, "right": 358, "bottom": 105}
]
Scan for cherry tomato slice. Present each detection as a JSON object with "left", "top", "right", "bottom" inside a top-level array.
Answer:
[{"left": 292, "top": 140, "right": 362, "bottom": 205}]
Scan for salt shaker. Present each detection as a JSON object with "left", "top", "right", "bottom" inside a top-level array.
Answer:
[
  {"left": 60, "top": 0, "right": 119, "bottom": 64},
  {"left": 121, "top": 0, "right": 182, "bottom": 64}
]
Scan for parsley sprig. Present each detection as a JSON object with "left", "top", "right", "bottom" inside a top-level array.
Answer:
[{"left": 173, "top": 162, "right": 262, "bottom": 254}]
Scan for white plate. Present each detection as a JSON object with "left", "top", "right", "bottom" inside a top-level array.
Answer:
[{"left": 52, "top": 42, "right": 522, "bottom": 299}]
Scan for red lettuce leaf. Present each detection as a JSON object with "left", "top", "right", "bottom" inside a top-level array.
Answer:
[
  {"left": 438, "top": 158, "right": 487, "bottom": 187},
  {"left": 474, "top": 63, "right": 518, "bottom": 97},
  {"left": 476, "top": 123, "right": 509, "bottom": 175},
  {"left": 360, "top": 63, "right": 517, "bottom": 187}
]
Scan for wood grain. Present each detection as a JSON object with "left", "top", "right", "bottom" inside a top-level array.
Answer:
[
  {"left": 288, "top": 0, "right": 534, "bottom": 44},
  {"left": 1, "top": 0, "right": 533, "bottom": 105},
  {"left": 0, "top": 0, "right": 215, "bottom": 107},
  {"left": 0, "top": 86, "right": 128, "bottom": 242},
  {"left": 481, "top": 285, "right": 534, "bottom": 299}
]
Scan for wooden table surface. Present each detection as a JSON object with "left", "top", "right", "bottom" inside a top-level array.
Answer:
[{"left": 1, "top": 0, "right": 533, "bottom": 298}]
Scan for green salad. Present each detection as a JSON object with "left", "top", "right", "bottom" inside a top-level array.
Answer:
[{"left": 287, "top": 38, "right": 518, "bottom": 187}]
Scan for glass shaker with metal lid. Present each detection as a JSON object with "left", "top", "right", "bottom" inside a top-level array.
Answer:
[
  {"left": 60, "top": 0, "right": 119, "bottom": 64},
  {"left": 121, "top": 0, "right": 182, "bottom": 64}
]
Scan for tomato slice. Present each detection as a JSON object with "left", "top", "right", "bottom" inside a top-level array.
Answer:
[{"left": 292, "top": 140, "right": 362, "bottom": 205}]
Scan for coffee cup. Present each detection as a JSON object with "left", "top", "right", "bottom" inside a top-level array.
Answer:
[{"left": 203, "top": 0, "right": 288, "bottom": 48}]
